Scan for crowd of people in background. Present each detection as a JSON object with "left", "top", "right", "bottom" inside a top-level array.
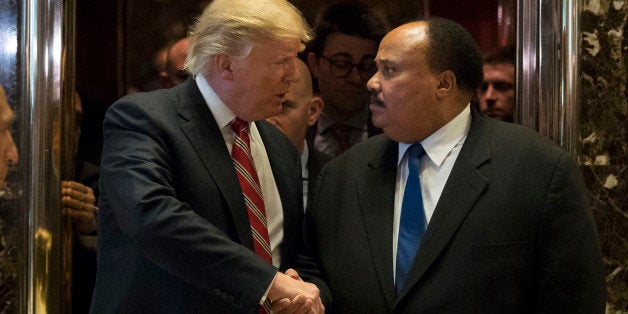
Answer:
[{"left": 0, "top": 0, "right": 605, "bottom": 313}]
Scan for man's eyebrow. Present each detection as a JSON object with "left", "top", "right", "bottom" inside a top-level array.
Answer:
[
  {"left": 327, "top": 52, "right": 352, "bottom": 59},
  {"left": 376, "top": 58, "right": 394, "bottom": 65}
]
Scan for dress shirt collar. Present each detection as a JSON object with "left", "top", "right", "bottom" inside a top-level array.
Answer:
[
  {"left": 301, "top": 140, "right": 309, "bottom": 179},
  {"left": 195, "top": 74, "right": 236, "bottom": 130},
  {"left": 398, "top": 105, "right": 472, "bottom": 166}
]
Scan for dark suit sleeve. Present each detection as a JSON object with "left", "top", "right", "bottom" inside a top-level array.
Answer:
[
  {"left": 100, "top": 99, "right": 276, "bottom": 311},
  {"left": 257, "top": 121, "right": 334, "bottom": 309},
  {"left": 534, "top": 152, "right": 606, "bottom": 312},
  {"left": 294, "top": 163, "right": 333, "bottom": 309}
]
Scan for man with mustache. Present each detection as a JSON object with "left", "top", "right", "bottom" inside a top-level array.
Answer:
[{"left": 303, "top": 18, "right": 605, "bottom": 313}]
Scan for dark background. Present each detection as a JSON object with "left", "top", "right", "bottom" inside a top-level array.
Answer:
[{"left": 75, "top": 0, "right": 514, "bottom": 167}]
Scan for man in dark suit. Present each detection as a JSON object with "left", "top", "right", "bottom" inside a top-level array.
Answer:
[
  {"left": 91, "top": 0, "right": 326, "bottom": 313},
  {"left": 304, "top": 18, "right": 605, "bottom": 313},
  {"left": 266, "top": 59, "right": 331, "bottom": 207}
]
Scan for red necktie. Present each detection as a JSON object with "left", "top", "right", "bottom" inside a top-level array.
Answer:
[
  {"left": 230, "top": 118, "right": 272, "bottom": 264},
  {"left": 329, "top": 123, "right": 352, "bottom": 155}
]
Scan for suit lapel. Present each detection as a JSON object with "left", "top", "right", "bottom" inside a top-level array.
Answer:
[
  {"left": 255, "top": 121, "right": 300, "bottom": 258},
  {"left": 255, "top": 121, "right": 297, "bottom": 206},
  {"left": 396, "top": 110, "right": 491, "bottom": 301},
  {"left": 356, "top": 136, "right": 398, "bottom": 309},
  {"left": 176, "top": 79, "right": 254, "bottom": 250}
]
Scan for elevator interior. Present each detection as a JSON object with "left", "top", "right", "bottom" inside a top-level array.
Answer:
[{"left": 0, "top": 0, "right": 586, "bottom": 312}]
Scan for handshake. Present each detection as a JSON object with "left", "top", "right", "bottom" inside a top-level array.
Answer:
[{"left": 267, "top": 269, "right": 325, "bottom": 314}]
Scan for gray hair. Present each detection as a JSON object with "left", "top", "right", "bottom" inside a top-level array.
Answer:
[{"left": 185, "top": 0, "right": 312, "bottom": 76}]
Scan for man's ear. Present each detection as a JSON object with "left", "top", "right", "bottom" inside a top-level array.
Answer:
[
  {"left": 307, "top": 95, "right": 324, "bottom": 127},
  {"left": 436, "top": 70, "right": 456, "bottom": 98},
  {"left": 214, "top": 54, "right": 235, "bottom": 81},
  {"left": 159, "top": 71, "right": 173, "bottom": 89},
  {"left": 307, "top": 52, "right": 321, "bottom": 79}
]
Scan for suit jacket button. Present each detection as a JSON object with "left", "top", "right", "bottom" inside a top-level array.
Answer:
[
  {"left": 213, "top": 288, "right": 221, "bottom": 295},
  {"left": 220, "top": 292, "right": 228, "bottom": 299},
  {"left": 227, "top": 296, "right": 235, "bottom": 303}
]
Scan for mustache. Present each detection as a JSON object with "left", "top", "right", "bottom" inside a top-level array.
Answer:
[{"left": 370, "top": 93, "right": 384, "bottom": 106}]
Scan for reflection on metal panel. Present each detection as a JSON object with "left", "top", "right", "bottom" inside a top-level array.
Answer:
[
  {"left": 0, "top": 0, "right": 24, "bottom": 312},
  {"left": 1, "top": 0, "right": 72, "bottom": 312},
  {"left": 22, "top": 0, "right": 67, "bottom": 311},
  {"left": 517, "top": 0, "right": 580, "bottom": 157},
  {"left": 561, "top": 0, "right": 580, "bottom": 157}
]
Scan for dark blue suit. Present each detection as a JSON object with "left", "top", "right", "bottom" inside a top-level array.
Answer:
[{"left": 91, "top": 78, "right": 308, "bottom": 313}]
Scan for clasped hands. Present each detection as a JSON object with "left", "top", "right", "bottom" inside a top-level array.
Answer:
[
  {"left": 268, "top": 268, "right": 324, "bottom": 314},
  {"left": 62, "top": 180, "right": 98, "bottom": 235}
]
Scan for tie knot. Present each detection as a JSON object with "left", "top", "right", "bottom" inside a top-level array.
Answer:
[
  {"left": 407, "top": 143, "right": 426, "bottom": 159},
  {"left": 230, "top": 118, "right": 248, "bottom": 134}
]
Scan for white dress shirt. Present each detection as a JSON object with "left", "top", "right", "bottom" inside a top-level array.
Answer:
[
  {"left": 195, "top": 75, "right": 284, "bottom": 268},
  {"left": 301, "top": 140, "right": 309, "bottom": 208},
  {"left": 392, "top": 105, "right": 472, "bottom": 282}
]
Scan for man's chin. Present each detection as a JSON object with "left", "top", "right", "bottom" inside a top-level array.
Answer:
[{"left": 370, "top": 115, "right": 384, "bottom": 130}]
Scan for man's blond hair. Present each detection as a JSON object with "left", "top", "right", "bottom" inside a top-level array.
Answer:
[{"left": 185, "top": 0, "right": 312, "bottom": 76}]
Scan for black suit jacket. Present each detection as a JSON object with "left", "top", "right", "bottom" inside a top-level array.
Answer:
[
  {"left": 306, "top": 147, "right": 332, "bottom": 203},
  {"left": 91, "top": 78, "right": 309, "bottom": 313},
  {"left": 305, "top": 109, "right": 605, "bottom": 313}
]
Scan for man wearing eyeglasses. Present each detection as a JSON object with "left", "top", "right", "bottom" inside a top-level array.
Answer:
[
  {"left": 476, "top": 45, "right": 516, "bottom": 123},
  {"left": 306, "top": 0, "right": 388, "bottom": 157}
]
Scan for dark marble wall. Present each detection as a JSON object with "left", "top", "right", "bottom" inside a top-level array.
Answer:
[{"left": 580, "top": 0, "right": 627, "bottom": 311}]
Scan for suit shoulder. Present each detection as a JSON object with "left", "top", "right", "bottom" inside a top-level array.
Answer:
[
  {"left": 327, "top": 134, "right": 390, "bottom": 167},
  {"left": 486, "top": 119, "right": 568, "bottom": 161},
  {"left": 256, "top": 120, "right": 298, "bottom": 155},
  {"left": 344, "top": 133, "right": 390, "bottom": 155},
  {"left": 109, "top": 88, "right": 175, "bottom": 113}
]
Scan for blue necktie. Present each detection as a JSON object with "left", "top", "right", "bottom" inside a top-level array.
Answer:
[{"left": 396, "top": 143, "right": 427, "bottom": 292}]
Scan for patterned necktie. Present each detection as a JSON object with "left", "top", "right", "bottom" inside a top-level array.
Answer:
[
  {"left": 396, "top": 143, "right": 427, "bottom": 293},
  {"left": 230, "top": 118, "right": 272, "bottom": 264},
  {"left": 328, "top": 123, "right": 353, "bottom": 155}
]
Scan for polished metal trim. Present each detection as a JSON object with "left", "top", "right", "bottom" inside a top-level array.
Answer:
[
  {"left": 516, "top": 0, "right": 539, "bottom": 129},
  {"left": 517, "top": 0, "right": 580, "bottom": 158},
  {"left": 561, "top": 0, "right": 580, "bottom": 157},
  {"left": 21, "top": 0, "right": 66, "bottom": 311}
]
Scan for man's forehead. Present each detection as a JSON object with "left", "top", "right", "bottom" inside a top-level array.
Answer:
[{"left": 484, "top": 63, "right": 515, "bottom": 72}]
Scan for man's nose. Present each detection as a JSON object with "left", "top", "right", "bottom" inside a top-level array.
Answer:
[
  {"left": 346, "top": 65, "right": 363, "bottom": 83},
  {"left": 367, "top": 74, "right": 379, "bottom": 92},
  {"left": 484, "top": 84, "right": 497, "bottom": 99},
  {"left": 5, "top": 135, "right": 19, "bottom": 165},
  {"left": 284, "top": 59, "right": 300, "bottom": 83}
]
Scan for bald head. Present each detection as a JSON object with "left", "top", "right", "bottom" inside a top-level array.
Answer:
[
  {"left": 367, "top": 19, "right": 483, "bottom": 143},
  {"left": 267, "top": 59, "right": 323, "bottom": 153},
  {"left": 291, "top": 59, "right": 314, "bottom": 101}
]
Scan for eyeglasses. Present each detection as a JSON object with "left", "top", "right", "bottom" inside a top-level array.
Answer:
[
  {"left": 479, "top": 81, "right": 514, "bottom": 93},
  {"left": 320, "top": 55, "right": 376, "bottom": 81}
]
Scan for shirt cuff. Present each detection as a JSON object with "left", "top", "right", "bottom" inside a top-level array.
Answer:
[
  {"left": 76, "top": 232, "right": 97, "bottom": 249},
  {"left": 260, "top": 272, "right": 278, "bottom": 305}
]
